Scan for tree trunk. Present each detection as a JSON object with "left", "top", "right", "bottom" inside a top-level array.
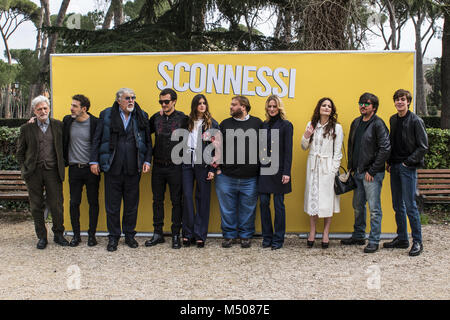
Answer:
[
  {"left": 102, "top": 1, "right": 114, "bottom": 29},
  {"left": 113, "top": 0, "right": 124, "bottom": 27},
  {"left": 441, "top": 6, "right": 450, "bottom": 129},
  {"left": 36, "top": 0, "right": 70, "bottom": 96},
  {"left": 413, "top": 17, "right": 428, "bottom": 115},
  {"left": 385, "top": 0, "right": 398, "bottom": 49}
]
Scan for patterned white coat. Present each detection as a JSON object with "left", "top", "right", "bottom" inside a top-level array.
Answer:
[{"left": 301, "top": 122, "right": 344, "bottom": 218}]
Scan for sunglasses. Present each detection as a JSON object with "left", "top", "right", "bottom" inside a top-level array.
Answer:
[
  {"left": 124, "top": 96, "right": 136, "bottom": 101},
  {"left": 159, "top": 99, "right": 172, "bottom": 105},
  {"left": 359, "top": 102, "right": 372, "bottom": 107}
]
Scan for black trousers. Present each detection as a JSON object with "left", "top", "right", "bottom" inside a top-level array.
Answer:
[
  {"left": 151, "top": 163, "right": 182, "bottom": 235},
  {"left": 182, "top": 164, "right": 212, "bottom": 242},
  {"left": 68, "top": 165, "right": 100, "bottom": 236},
  {"left": 104, "top": 172, "right": 141, "bottom": 239},
  {"left": 25, "top": 167, "right": 64, "bottom": 240}
]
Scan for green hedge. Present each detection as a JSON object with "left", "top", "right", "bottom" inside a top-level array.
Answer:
[
  {"left": 0, "top": 118, "right": 29, "bottom": 128},
  {"left": 424, "top": 128, "right": 450, "bottom": 169},
  {"left": 0, "top": 126, "right": 20, "bottom": 170},
  {"left": 421, "top": 116, "right": 441, "bottom": 128}
]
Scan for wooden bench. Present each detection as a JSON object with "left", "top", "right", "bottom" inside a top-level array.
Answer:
[
  {"left": 0, "top": 170, "right": 28, "bottom": 200},
  {"left": 417, "top": 169, "right": 450, "bottom": 212}
]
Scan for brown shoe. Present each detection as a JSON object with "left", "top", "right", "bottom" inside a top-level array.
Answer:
[
  {"left": 222, "top": 238, "right": 233, "bottom": 248},
  {"left": 240, "top": 238, "right": 251, "bottom": 248}
]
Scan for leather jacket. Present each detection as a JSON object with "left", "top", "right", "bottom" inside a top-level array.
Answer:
[
  {"left": 348, "top": 114, "right": 391, "bottom": 176},
  {"left": 149, "top": 110, "right": 188, "bottom": 165},
  {"left": 387, "top": 111, "right": 428, "bottom": 167}
]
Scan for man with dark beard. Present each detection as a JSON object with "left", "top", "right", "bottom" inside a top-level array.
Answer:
[{"left": 215, "top": 95, "right": 263, "bottom": 248}]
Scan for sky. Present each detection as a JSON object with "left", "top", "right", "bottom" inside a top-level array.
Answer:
[{"left": 0, "top": 0, "right": 443, "bottom": 64}]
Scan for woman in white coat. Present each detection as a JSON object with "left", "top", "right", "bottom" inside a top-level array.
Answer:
[{"left": 301, "top": 97, "right": 343, "bottom": 248}]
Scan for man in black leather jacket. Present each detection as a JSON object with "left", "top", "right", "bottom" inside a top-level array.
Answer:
[
  {"left": 341, "top": 92, "right": 391, "bottom": 253},
  {"left": 383, "top": 89, "right": 428, "bottom": 256},
  {"left": 145, "top": 88, "right": 188, "bottom": 249}
]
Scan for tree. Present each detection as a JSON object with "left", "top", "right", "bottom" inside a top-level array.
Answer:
[
  {"left": 440, "top": 0, "right": 450, "bottom": 128},
  {"left": 35, "top": 0, "right": 70, "bottom": 96},
  {"left": 425, "top": 57, "right": 441, "bottom": 109},
  {"left": 401, "top": 0, "right": 442, "bottom": 115},
  {"left": 0, "top": 0, "right": 38, "bottom": 118},
  {"left": 370, "top": 0, "right": 409, "bottom": 50}
]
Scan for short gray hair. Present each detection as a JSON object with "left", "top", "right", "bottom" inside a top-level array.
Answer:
[
  {"left": 31, "top": 95, "right": 50, "bottom": 111},
  {"left": 116, "top": 88, "right": 135, "bottom": 101}
]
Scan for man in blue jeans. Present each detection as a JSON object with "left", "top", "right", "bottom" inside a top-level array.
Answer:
[
  {"left": 341, "top": 93, "right": 391, "bottom": 253},
  {"left": 215, "top": 95, "right": 263, "bottom": 248},
  {"left": 384, "top": 89, "right": 428, "bottom": 256}
]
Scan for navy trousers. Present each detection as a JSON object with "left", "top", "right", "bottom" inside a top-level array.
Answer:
[{"left": 182, "top": 164, "right": 212, "bottom": 242}]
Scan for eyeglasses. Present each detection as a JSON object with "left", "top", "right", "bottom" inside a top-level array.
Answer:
[
  {"left": 124, "top": 96, "right": 136, "bottom": 101},
  {"left": 159, "top": 99, "right": 172, "bottom": 105},
  {"left": 359, "top": 102, "right": 372, "bottom": 107}
]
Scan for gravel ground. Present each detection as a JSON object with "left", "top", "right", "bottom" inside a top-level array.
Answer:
[{"left": 0, "top": 218, "right": 448, "bottom": 300}]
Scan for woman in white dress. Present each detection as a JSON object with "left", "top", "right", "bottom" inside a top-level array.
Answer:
[{"left": 301, "top": 97, "right": 343, "bottom": 248}]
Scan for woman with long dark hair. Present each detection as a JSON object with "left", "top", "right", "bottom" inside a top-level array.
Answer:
[
  {"left": 301, "top": 97, "right": 343, "bottom": 249},
  {"left": 258, "top": 95, "right": 293, "bottom": 250},
  {"left": 181, "top": 94, "right": 219, "bottom": 248}
]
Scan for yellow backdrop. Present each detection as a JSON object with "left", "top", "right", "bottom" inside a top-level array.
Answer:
[{"left": 51, "top": 51, "right": 415, "bottom": 235}]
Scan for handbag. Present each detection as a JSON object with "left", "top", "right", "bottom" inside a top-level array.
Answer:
[
  {"left": 332, "top": 139, "right": 356, "bottom": 195},
  {"left": 334, "top": 166, "right": 356, "bottom": 195}
]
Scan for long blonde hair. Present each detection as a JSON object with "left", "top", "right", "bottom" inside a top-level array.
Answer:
[{"left": 265, "top": 95, "right": 287, "bottom": 121}]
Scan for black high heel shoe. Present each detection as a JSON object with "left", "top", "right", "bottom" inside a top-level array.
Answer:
[
  {"left": 321, "top": 241, "right": 329, "bottom": 249},
  {"left": 196, "top": 240, "right": 205, "bottom": 248},
  {"left": 307, "top": 240, "right": 315, "bottom": 248}
]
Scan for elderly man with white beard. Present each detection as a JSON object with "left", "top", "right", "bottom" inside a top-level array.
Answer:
[{"left": 90, "top": 88, "right": 152, "bottom": 252}]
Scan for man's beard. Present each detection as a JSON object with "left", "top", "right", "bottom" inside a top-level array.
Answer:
[{"left": 231, "top": 109, "right": 243, "bottom": 118}]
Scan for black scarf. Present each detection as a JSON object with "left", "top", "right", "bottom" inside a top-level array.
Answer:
[{"left": 109, "top": 101, "right": 147, "bottom": 150}]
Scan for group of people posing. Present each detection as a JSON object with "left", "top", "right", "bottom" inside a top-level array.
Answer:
[{"left": 17, "top": 87, "right": 428, "bottom": 256}]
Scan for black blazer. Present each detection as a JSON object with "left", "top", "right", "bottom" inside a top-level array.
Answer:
[
  {"left": 258, "top": 117, "right": 293, "bottom": 194},
  {"left": 63, "top": 113, "right": 99, "bottom": 166}
]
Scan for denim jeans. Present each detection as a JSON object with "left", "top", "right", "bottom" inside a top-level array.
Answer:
[
  {"left": 215, "top": 174, "right": 258, "bottom": 239},
  {"left": 259, "top": 193, "right": 286, "bottom": 247},
  {"left": 352, "top": 171, "right": 385, "bottom": 244},
  {"left": 390, "top": 163, "right": 422, "bottom": 243}
]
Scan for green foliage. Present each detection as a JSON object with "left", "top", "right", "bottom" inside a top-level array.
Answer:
[
  {"left": 0, "top": 152, "right": 19, "bottom": 170},
  {"left": 425, "top": 58, "right": 441, "bottom": 109},
  {"left": 0, "top": 126, "right": 20, "bottom": 161},
  {"left": 424, "top": 128, "right": 450, "bottom": 169},
  {"left": 428, "top": 105, "right": 438, "bottom": 115},
  {"left": 421, "top": 116, "right": 442, "bottom": 128},
  {"left": 0, "top": 60, "right": 18, "bottom": 86}
]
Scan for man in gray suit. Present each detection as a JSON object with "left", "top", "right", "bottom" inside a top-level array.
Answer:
[{"left": 17, "top": 95, "right": 69, "bottom": 249}]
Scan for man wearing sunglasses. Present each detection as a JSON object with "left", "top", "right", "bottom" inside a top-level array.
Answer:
[
  {"left": 384, "top": 89, "right": 428, "bottom": 256},
  {"left": 341, "top": 92, "right": 391, "bottom": 253},
  {"left": 145, "top": 88, "right": 188, "bottom": 249},
  {"left": 90, "top": 88, "right": 152, "bottom": 252}
]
